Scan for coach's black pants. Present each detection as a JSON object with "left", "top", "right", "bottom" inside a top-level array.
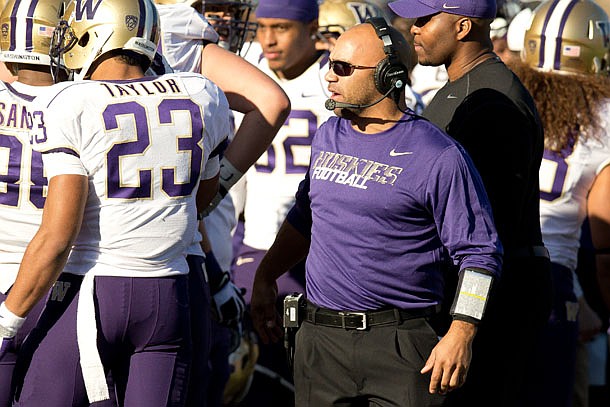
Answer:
[{"left": 294, "top": 317, "right": 446, "bottom": 407}]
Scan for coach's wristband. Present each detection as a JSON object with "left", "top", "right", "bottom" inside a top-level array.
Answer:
[
  {"left": 450, "top": 268, "right": 494, "bottom": 323},
  {"left": 0, "top": 302, "right": 25, "bottom": 336}
]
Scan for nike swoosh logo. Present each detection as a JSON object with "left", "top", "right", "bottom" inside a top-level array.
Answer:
[
  {"left": 235, "top": 256, "right": 255, "bottom": 266},
  {"left": 301, "top": 92, "right": 318, "bottom": 98},
  {"left": 389, "top": 149, "right": 413, "bottom": 157},
  {"left": 442, "top": 3, "right": 461, "bottom": 9},
  {"left": 447, "top": 94, "right": 458, "bottom": 99}
]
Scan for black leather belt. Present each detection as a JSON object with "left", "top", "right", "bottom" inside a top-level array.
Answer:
[{"left": 305, "top": 302, "right": 439, "bottom": 330}]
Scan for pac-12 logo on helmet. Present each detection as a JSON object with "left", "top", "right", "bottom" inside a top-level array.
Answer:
[{"left": 522, "top": 0, "right": 610, "bottom": 75}]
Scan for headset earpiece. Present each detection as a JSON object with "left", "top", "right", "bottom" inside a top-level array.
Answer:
[{"left": 366, "top": 17, "right": 408, "bottom": 95}]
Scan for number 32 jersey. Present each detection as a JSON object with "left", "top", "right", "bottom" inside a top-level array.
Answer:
[
  {"left": 242, "top": 52, "right": 334, "bottom": 250},
  {"left": 30, "top": 73, "right": 231, "bottom": 277}
]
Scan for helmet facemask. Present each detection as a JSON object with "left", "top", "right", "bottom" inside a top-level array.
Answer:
[{"left": 199, "top": 1, "right": 257, "bottom": 54}]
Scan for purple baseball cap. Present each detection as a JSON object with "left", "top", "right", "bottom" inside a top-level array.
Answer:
[
  {"left": 389, "top": 0, "right": 497, "bottom": 19},
  {"left": 255, "top": 0, "right": 319, "bottom": 22}
]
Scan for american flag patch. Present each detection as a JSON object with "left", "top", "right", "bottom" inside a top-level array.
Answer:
[
  {"left": 563, "top": 45, "right": 581, "bottom": 57},
  {"left": 38, "top": 26, "right": 55, "bottom": 38}
]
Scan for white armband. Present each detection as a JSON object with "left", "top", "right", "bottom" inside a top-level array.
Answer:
[
  {"left": 0, "top": 302, "right": 25, "bottom": 336},
  {"left": 450, "top": 268, "right": 493, "bottom": 322}
]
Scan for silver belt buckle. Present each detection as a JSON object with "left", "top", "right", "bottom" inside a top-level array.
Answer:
[{"left": 339, "top": 311, "right": 367, "bottom": 330}]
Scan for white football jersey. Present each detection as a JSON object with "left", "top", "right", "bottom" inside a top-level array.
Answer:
[
  {"left": 30, "top": 73, "right": 230, "bottom": 277},
  {"left": 539, "top": 99, "right": 610, "bottom": 271},
  {"left": 157, "top": 3, "right": 240, "bottom": 262},
  {"left": 240, "top": 40, "right": 262, "bottom": 66},
  {"left": 156, "top": 3, "right": 219, "bottom": 74},
  {"left": 410, "top": 64, "right": 448, "bottom": 106},
  {"left": 0, "top": 81, "right": 49, "bottom": 293},
  {"left": 242, "top": 53, "right": 333, "bottom": 250}
]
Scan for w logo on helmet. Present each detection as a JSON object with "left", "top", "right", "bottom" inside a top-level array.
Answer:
[
  {"left": 74, "top": 0, "right": 104, "bottom": 21},
  {"left": 347, "top": 2, "right": 382, "bottom": 24},
  {"left": 125, "top": 15, "right": 138, "bottom": 31}
]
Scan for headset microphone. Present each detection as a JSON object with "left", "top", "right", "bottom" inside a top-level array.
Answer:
[{"left": 324, "top": 80, "right": 403, "bottom": 111}]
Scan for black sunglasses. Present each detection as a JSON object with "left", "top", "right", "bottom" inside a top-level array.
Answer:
[{"left": 329, "top": 60, "right": 377, "bottom": 76}]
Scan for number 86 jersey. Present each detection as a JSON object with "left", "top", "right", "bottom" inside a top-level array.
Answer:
[
  {"left": 0, "top": 82, "right": 48, "bottom": 293},
  {"left": 29, "top": 72, "right": 231, "bottom": 277}
]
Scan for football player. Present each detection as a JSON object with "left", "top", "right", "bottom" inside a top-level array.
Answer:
[
  {"left": 0, "top": 0, "right": 70, "bottom": 405},
  {"left": 511, "top": 0, "right": 610, "bottom": 404},
  {"left": 0, "top": 0, "right": 232, "bottom": 406},
  {"left": 152, "top": 1, "right": 290, "bottom": 405}
]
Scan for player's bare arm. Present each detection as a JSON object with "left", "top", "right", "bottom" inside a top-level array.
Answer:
[
  {"left": 6, "top": 174, "right": 88, "bottom": 317},
  {"left": 201, "top": 42, "right": 291, "bottom": 174}
]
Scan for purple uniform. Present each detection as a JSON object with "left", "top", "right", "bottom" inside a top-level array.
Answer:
[{"left": 288, "top": 113, "right": 502, "bottom": 311}]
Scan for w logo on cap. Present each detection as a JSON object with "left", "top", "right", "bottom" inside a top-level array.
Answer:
[{"left": 125, "top": 15, "right": 138, "bottom": 31}]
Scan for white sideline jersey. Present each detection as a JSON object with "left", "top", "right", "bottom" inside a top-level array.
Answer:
[
  {"left": 30, "top": 73, "right": 230, "bottom": 277},
  {"left": 539, "top": 99, "right": 610, "bottom": 271},
  {"left": 0, "top": 81, "right": 49, "bottom": 293},
  {"left": 156, "top": 3, "right": 219, "bottom": 74},
  {"left": 242, "top": 53, "right": 333, "bottom": 250}
]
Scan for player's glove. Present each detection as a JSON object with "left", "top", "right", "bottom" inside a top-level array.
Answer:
[
  {"left": 199, "top": 157, "right": 243, "bottom": 218},
  {"left": 206, "top": 252, "right": 246, "bottom": 326},
  {"left": 0, "top": 302, "right": 25, "bottom": 359}
]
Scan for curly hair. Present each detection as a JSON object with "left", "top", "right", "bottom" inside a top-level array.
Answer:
[{"left": 507, "top": 58, "right": 610, "bottom": 152}]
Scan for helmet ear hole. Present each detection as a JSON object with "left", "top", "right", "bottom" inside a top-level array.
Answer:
[{"left": 78, "top": 32, "right": 90, "bottom": 48}]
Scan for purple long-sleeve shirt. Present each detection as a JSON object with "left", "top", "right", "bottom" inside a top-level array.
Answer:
[{"left": 287, "top": 113, "right": 503, "bottom": 311}]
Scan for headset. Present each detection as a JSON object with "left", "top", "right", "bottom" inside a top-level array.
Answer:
[
  {"left": 368, "top": 16, "right": 408, "bottom": 95},
  {"left": 325, "top": 16, "right": 409, "bottom": 110}
]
